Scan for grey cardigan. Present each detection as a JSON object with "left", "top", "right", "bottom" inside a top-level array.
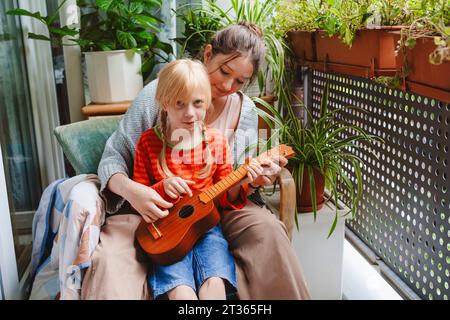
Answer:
[{"left": 98, "top": 79, "right": 259, "bottom": 214}]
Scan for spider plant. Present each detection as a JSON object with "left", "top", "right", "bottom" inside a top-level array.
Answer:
[{"left": 254, "top": 82, "right": 382, "bottom": 238}]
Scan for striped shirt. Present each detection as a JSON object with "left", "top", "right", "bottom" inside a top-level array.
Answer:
[
  {"left": 98, "top": 79, "right": 258, "bottom": 214},
  {"left": 132, "top": 127, "right": 248, "bottom": 210}
]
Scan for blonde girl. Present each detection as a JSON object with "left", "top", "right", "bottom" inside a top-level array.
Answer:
[{"left": 132, "top": 59, "right": 263, "bottom": 300}]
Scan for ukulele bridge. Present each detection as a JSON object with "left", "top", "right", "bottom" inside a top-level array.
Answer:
[{"left": 148, "top": 223, "right": 162, "bottom": 240}]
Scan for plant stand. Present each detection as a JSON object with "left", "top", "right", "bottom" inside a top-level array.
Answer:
[{"left": 263, "top": 190, "right": 351, "bottom": 300}]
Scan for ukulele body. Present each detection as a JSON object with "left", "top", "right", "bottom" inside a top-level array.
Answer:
[{"left": 135, "top": 190, "right": 220, "bottom": 265}]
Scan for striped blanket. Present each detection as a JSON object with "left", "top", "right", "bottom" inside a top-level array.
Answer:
[{"left": 28, "top": 174, "right": 105, "bottom": 300}]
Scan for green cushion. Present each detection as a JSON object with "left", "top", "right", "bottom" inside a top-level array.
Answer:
[{"left": 54, "top": 117, "right": 121, "bottom": 175}]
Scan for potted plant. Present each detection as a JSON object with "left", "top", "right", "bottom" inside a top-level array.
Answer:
[
  {"left": 276, "top": 0, "right": 449, "bottom": 102},
  {"left": 277, "top": 0, "right": 410, "bottom": 78},
  {"left": 7, "top": 0, "right": 173, "bottom": 104},
  {"left": 256, "top": 81, "right": 381, "bottom": 299},
  {"left": 396, "top": 5, "right": 450, "bottom": 103},
  {"left": 256, "top": 81, "right": 381, "bottom": 237}
]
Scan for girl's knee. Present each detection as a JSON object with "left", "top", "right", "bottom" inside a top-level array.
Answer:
[
  {"left": 202, "top": 277, "right": 224, "bottom": 289},
  {"left": 199, "top": 277, "right": 226, "bottom": 300},
  {"left": 167, "top": 285, "right": 197, "bottom": 300}
]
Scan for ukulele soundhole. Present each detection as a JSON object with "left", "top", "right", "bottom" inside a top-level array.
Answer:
[{"left": 178, "top": 205, "right": 194, "bottom": 219}]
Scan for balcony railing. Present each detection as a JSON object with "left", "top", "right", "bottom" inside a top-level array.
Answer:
[{"left": 307, "top": 69, "right": 450, "bottom": 300}]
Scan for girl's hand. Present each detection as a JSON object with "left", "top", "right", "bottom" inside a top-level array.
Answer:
[
  {"left": 123, "top": 178, "right": 173, "bottom": 224},
  {"left": 163, "top": 177, "right": 195, "bottom": 199}
]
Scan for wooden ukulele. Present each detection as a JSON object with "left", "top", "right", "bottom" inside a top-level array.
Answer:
[{"left": 135, "top": 144, "right": 295, "bottom": 265}]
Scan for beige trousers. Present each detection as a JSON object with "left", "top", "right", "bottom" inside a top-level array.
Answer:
[{"left": 81, "top": 201, "right": 310, "bottom": 300}]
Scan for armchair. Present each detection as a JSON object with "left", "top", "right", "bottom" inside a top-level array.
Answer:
[{"left": 53, "top": 116, "right": 296, "bottom": 240}]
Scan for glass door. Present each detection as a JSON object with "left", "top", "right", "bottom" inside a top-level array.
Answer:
[
  {"left": 0, "top": 144, "right": 19, "bottom": 299},
  {"left": 0, "top": 0, "right": 43, "bottom": 286}
]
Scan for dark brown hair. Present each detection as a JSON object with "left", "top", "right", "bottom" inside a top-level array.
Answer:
[{"left": 209, "top": 22, "right": 266, "bottom": 82}]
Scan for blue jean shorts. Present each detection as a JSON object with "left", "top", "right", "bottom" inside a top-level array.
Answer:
[{"left": 148, "top": 225, "right": 237, "bottom": 299}]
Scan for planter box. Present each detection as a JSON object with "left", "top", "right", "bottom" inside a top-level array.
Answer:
[
  {"left": 313, "top": 28, "right": 401, "bottom": 78},
  {"left": 287, "top": 31, "right": 316, "bottom": 64},
  {"left": 398, "top": 37, "right": 450, "bottom": 103},
  {"left": 84, "top": 50, "right": 144, "bottom": 104}
]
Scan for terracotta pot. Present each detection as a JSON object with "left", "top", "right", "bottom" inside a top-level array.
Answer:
[
  {"left": 289, "top": 165, "right": 326, "bottom": 213},
  {"left": 313, "top": 27, "right": 402, "bottom": 78},
  {"left": 287, "top": 30, "right": 316, "bottom": 64},
  {"left": 398, "top": 36, "right": 450, "bottom": 103}
]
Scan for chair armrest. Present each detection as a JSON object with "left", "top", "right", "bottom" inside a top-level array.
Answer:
[{"left": 278, "top": 168, "right": 296, "bottom": 241}]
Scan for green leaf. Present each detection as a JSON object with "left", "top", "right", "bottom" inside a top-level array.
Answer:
[
  {"left": 257, "top": 70, "right": 265, "bottom": 96},
  {"left": 142, "top": 0, "right": 163, "bottom": 8},
  {"left": 327, "top": 211, "right": 338, "bottom": 239},
  {"left": 129, "top": 2, "right": 144, "bottom": 14},
  {"left": 136, "top": 31, "right": 156, "bottom": 44},
  {"left": 27, "top": 33, "right": 51, "bottom": 41},
  {"left": 134, "top": 15, "right": 162, "bottom": 31},
  {"left": 96, "top": 0, "right": 114, "bottom": 11},
  {"left": 155, "top": 40, "right": 173, "bottom": 54},
  {"left": 97, "top": 41, "right": 116, "bottom": 51},
  {"left": 117, "top": 31, "right": 137, "bottom": 49},
  {"left": 49, "top": 26, "right": 79, "bottom": 37},
  {"left": 6, "top": 9, "right": 44, "bottom": 21},
  {"left": 307, "top": 166, "right": 317, "bottom": 221},
  {"left": 141, "top": 56, "right": 158, "bottom": 75}
]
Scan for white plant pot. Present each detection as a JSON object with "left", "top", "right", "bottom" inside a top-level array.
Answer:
[
  {"left": 292, "top": 201, "right": 351, "bottom": 300},
  {"left": 84, "top": 50, "right": 143, "bottom": 104}
]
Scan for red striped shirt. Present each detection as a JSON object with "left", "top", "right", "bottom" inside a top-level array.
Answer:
[{"left": 133, "top": 127, "right": 247, "bottom": 210}]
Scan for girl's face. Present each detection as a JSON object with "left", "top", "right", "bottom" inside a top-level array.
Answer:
[
  {"left": 203, "top": 45, "right": 254, "bottom": 99},
  {"left": 164, "top": 89, "right": 208, "bottom": 132}
]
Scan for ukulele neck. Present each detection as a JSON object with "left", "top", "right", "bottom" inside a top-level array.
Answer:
[
  {"left": 198, "top": 164, "right": 249, "bottom": 203},
  {"left": 197, "top": 144, "right": 295, "bottom": 204}
]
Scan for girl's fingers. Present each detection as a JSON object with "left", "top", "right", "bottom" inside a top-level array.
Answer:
[
  {"left": 166, "top": 189, "right": 179, "bottom": 199},
  {"left": 153, "top": 196, "right": 173, "bottom": 209},
  {"left": 148, "top": 202, "right": 169, "bottom": 219},
  {"left": 140, "top": 213, "right": 151, "bottom": 224},
  {"left": 172, "top": 180, "right": 188, "bottom": 196},
  {"left": 179, "top": 180, "right": 193, "bottom": 197}
]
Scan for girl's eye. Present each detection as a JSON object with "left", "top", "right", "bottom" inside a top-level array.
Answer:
[
  {"left": 194, "top": 101, "right": 204, "bottom": 108},
  {"left": 176, "top": 101, "right": 184, "bottom": 107}
]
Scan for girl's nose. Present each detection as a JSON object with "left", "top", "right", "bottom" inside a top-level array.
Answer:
[{"left": 184, "top": 105, "right": 195, "bottom": 118}]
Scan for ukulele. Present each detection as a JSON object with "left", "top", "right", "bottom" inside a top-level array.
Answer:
[{"left": 135, "top": 144, "right": 295, "bottom": 265}]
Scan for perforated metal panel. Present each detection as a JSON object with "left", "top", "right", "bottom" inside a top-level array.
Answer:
[{"left": 309, "top": 70, "right": 450, "bottom": 300}]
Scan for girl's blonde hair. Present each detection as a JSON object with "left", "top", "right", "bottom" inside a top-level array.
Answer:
[{"left": 155, "top": 59, "right": 213, "bottom": 179}]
